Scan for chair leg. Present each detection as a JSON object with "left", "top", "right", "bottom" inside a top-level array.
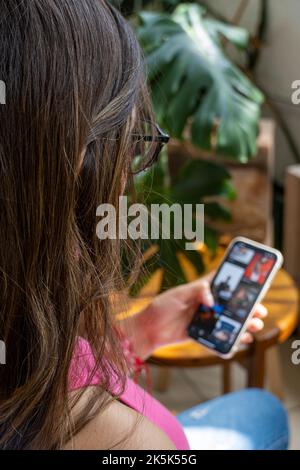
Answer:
[
  {"left": 247, "top": 341, "right": 266, "bottom": 388},
  {"left": 222, "top": 361, "right": 231, "bottom": 394},
  {"left": 154, "top": 366, "right": 171, "bottom": 392},
  {"left": 265, "top": 345, "right": 285, "bottom": 400}
]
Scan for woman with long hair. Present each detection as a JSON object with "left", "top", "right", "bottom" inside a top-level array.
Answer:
[{"left": 0, "top": 0, "right": 288, "bottom": 450}]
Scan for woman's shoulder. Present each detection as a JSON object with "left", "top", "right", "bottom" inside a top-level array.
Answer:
[{"left": 65, "top": 387, "right": 175, "bottom": 450}]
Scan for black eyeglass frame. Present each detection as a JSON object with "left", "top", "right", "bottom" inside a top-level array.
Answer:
[{"left": 131, "top": 121, "right": 170, "bottom": 169}]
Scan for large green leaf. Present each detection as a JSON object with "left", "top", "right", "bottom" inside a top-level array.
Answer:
[
  {"left": 137, "top": 3, "right": 264, "bottom": 161},
  {"left": 172, "top": 159, "right": 235, "bottom": 202}
]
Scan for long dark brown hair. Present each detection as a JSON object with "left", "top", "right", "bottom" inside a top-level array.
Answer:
[{"left": 0, "top": 0, "right": 156, "bottom": 449}]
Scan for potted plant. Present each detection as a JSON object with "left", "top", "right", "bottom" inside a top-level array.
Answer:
[{"left": 114, "top": 1, "right": 264, "bottom": 292}]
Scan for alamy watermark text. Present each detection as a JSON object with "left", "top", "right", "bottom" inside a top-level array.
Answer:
[{"left": 96, "top": 196, "right": 204, "bottom": 250}]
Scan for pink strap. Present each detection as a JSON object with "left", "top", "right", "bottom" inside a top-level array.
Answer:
[{"left": 69, "top": 337, "right": 190, "bottom": 450}]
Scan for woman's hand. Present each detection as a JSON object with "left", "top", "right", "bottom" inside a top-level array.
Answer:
[{"left": 129, "top": 274, "right": 267, "bottom": 360}]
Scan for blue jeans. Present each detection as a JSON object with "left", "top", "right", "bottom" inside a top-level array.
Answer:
[{"left": 176, "top": 389, "right": 289, "bottom": 450}]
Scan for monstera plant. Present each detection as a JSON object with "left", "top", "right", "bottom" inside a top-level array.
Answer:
[
  {"left": 137, "top": 3, "right": 263, "bottom": 159},
  {"left": 115, "top": 1, "right": 264, "bottom": 292}
]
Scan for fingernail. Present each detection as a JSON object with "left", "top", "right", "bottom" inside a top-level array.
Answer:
[{"left": 205, "top": 292, "right": 214, "bottom": 307}]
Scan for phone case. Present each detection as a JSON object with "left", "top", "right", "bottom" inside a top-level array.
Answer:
[{"left": 190, "top": 236, "right": 283, "bottom": 359}]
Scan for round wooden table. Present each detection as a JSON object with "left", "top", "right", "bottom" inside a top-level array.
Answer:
[{"left": 147, "top": 269, "right": 299, "bottom": 398}]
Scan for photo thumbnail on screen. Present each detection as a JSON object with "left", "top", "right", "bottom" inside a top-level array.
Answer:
[{"left": 244, "top": 253, "right": 275, "bottom": 285}]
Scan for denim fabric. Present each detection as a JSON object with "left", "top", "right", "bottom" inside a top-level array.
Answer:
[{"left": 177, "top": 388, "right": 289, "bottom": 450}]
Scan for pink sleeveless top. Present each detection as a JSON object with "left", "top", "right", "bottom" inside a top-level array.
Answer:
[{"left": 69, "top": 337, "right": 189, "bottom": 450}]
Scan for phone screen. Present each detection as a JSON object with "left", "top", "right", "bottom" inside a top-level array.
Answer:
[{"left": 188, "top": 240, "right": 279, "bottom": 355}]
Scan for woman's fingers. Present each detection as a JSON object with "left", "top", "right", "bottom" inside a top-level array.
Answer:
[
  {"left": 252, "top": 303, "right": 268, "bottom": 319},
  {"left": 240, "top": 313, "right": 266, "bottom": 345},
  {"left": 247, "top": 317, "right": 264, "bottom": 333},
  {"left": 240, "top": 332, "right": 254, "bottom": 344},
  {"left": 199, "top": 280, "right": 214, "bottom": 307},
  {"left": 174, "top": 273, "right": 215, "bottom": 306}
]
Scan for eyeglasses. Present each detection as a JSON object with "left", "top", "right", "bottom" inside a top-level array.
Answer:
[{"left": 131, "top": 121, "right": 170, "bottom": 172}]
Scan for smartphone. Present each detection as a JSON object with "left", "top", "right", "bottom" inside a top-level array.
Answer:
[{"left": 187, "top": 237, "right": 283, "bottom": 358}]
